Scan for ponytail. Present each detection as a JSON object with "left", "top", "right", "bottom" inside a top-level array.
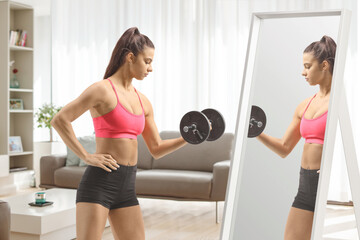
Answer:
[
  {"left": 103, "top": 27, "right": 155, "bottom": 79},
  {"left": 304, "top": 35, "right": 336, "bottom": 75}
]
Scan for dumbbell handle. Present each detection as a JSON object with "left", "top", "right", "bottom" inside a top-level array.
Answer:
[
  {"left": 250, "top": 118, "right": 263, "bottom": 128},
  {"left": 184, "top": 122, "right": 212, "bottom": 131},
  {"left": 183, "top": 124, "right": 203, "bottom": 140},
  {"left": 183, "top": 124, "right": 196, "bottom": 133}
]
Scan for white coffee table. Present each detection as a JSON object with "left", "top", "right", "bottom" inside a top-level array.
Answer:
[{"left": 4, "top": 188, "right": 77, "bottom": 240}]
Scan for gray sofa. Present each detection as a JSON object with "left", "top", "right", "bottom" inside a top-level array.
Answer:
[{"left": 40, "top": 131, "right": 234, "bottom": 222}]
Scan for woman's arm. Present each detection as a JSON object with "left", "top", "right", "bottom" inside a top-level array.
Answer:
[
  {"left": 256, "top": 101, "right": 306, "bottom": 158},
  {"left": 140, "top": 95, "right": 187, "bottom": 160},
  {"left": 51, "top": 81, "right": 119, "bottom": 172}
]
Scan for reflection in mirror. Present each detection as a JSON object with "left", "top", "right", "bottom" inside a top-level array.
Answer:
[{"left": 221, "top": 12, "right": 343, "bottom": 240}]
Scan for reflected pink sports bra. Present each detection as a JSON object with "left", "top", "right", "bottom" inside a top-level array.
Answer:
[
  {"left": 300, "top": 94, "right": 327, "bottom": 144},
  {"left": 92, "top": 79, "right": 145, "bottom": 139}
]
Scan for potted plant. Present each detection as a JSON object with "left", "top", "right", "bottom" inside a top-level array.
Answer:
[
  {"left": 35, "top": 103, "right": 62, "bottom": 142},
  {"left": 33, "top": 103, "right": 64, "bottom": 188}
]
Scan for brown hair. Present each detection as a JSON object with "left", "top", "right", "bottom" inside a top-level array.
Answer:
[
  {"left": 103, "top": 27, "right": 155, "bottom": 79},
  {"left": 304, "top": 35, "right": 337, "bottom": 75}
]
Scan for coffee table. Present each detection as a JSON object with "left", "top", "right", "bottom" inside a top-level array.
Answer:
[{"left": 4, "top": 188, "right": 77, "bottom": 240}]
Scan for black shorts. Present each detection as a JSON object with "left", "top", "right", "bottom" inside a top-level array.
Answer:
[
  {"left": 292, "top": 167, "right": 320, "bottom": 212},
  {"left": 76, "top": 164, "right": 139, "bottom": 210}
]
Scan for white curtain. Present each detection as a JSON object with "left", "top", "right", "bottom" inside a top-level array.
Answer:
[
  {"left": 52, "top": 0, "right": 246, "bottom": 136},
  {"left": 52, "top": 0, "right": 359, "bottom": 202}
]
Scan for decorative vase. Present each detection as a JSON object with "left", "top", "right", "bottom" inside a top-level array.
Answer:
[{"left": 10, "top": 74, "right": 20, "bottom": 88}]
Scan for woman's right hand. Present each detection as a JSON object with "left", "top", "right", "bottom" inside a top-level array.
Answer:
[{"left": 83, "top": 153, "right": 120, "bottom": 172}]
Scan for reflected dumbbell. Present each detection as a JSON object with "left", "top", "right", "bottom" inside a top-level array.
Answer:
[
  {"left": 249, "top": 118, "right": 263, "bottom": 128},
  {"left": 180, "top": 109, "right": 226, "bottom": 144},
  {"left": 248, "top": 105, "right": 267, "bottom": 138}
]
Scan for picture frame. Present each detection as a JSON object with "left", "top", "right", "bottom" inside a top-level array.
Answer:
[
  {"left": 9, "top": 136, "right": 23, "bottom": 153},
  {"left": 9, "top": 98, "right": 24, "bottom": 110}
]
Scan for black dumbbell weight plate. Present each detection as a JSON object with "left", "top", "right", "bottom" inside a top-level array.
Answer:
[
  {"left": 248, "top": 105, "right": 266, "bottom": 138},
  {"left": 201, "top": 108, "right": 226, "bottom": 141},
  {"left": 180, "top": 111, "right": 210, "bottom": 144}
]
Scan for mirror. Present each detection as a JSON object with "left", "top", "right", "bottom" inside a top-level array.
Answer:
[{"left": 221, "top": 11, "right": 351, "bottom": 240}]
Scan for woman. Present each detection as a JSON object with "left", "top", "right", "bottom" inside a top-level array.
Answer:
[
  {"left": 51, "top": 27, "right": 187, "bottom": 240},
  {"left": 256, "top": 35, "right": 336, "bottom": 240}
]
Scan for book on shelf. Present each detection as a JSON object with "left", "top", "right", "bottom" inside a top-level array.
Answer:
[
  {"left": 10, "top": 167, "right": 28, "bottom": 173},
  {"left": 9, "top": 29, "right": 27, "bottom": 47}
]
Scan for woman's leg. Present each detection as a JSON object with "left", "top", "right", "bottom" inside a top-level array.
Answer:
[
  {"left": 284, "top": 207, "right": 314, "bottom": 240},
  {"left": 108, "top": 205, "right": 145, "bottom": 240},
  {"left": 76, "top": 202, "right": 109, "bottom": 240}
]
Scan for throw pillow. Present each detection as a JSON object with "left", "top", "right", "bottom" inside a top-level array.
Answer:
[{"left": 66, "top": 135, "right": 96, "bottom": 166}]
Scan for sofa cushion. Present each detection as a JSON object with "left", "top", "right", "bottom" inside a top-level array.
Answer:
[
  {"left": 66, "top": 135, "right": 96, "bottom": 166},
  {"left": 40, "top": 154, "right": 67, "bottom": 187},
  {"left": 137, "top": 135, "right": 153, "bottom": 169},
  {"left": 136, "top": 169, "right": 212, "bottom": 200},
  {"left": 153, "top": 131, "right": 234, "bottom": 172},
  {"left": 54, "top": 166, "right": 87, "bottom": 188}
]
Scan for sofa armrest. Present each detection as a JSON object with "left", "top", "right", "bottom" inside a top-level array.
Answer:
[
  {"left": 40, "top": 154, "right": 67, "bottom": 188},
  {"left": 0, "top": 200, "right": 10, "bottom": 240},
  {"left": 210, "top": 160, "right": 231, "bottom": 201}
]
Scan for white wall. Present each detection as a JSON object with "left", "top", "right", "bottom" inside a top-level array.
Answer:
[{"left": 33, "top": 15, "right": 52, "bottom": 142}]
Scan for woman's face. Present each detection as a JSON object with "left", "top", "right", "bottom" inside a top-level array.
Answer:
[
  {"left": 302, "top": 52, "right": 327, "bottom": 86},
  {"left": 130, "top": 47, "right": 154, "bottom": 80}
]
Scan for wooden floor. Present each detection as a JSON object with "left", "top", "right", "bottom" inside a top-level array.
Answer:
[
  {"left": 101, "top": 199, "right": 359, "bottom": 240},
  {"left": 1, "top": 188, "right": 358, "bottom": 240},
  {"left": 0, "top": 188, "right": 222, "bottom": 240},
  {"left": 101, "top": 198, "right": 223, "bottom": 240},
  {"left": 323, "top": 205, "right": 358, "bottom": 240}
]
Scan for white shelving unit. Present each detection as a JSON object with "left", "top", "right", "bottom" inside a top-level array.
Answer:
[{"left": 0, "top": 0, "right": 34, "bottom": 183}]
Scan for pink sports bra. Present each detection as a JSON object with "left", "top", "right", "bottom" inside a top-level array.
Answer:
[
  {"left": 300, "top": 94, "right": 327, "bottom": 144},
  {"left": 92, "top": 79, "right": 145, "bottom": 139}
]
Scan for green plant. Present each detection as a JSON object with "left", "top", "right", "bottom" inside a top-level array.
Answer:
[{"left": 35, "top": 103, "right": 62, "bottom": 141}]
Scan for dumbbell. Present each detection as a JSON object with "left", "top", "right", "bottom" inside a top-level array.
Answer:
[
  {"left": 250, "top": 118, "right": 263, "bottom": 128},
  {"left": 180, "top": 108, "right": 226, "bottom": 144},
  {"left": 248, "top": 105, "right": 267, "bottom": 138}
]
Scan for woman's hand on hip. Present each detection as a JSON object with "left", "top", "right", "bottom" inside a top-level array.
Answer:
[{"left": 84, "top": 153, "right": 120, "bottom": 172}]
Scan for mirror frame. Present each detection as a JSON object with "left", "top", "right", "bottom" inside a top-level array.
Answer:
[{"left": 220, "top": 10, "right": 351, "bottom": 240}]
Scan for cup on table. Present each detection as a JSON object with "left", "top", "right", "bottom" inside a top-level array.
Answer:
[{"left": 35, "top": 192, "right": 46, "bottom": 204}]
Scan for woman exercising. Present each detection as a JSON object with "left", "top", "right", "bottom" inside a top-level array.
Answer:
[
  {"left": 51, "top": 27, "right": 187, "bottom": 240},
  {"left": 256, "top": 35, "right": 336, "bottom": 240}
]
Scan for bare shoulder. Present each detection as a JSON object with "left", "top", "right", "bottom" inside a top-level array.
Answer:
[
  {"left": 86, "top": 79, "right": 112, "bottom": 97},
  {"left": 295, "top": 96, "right": 314, "bottom": 118},
  {"left": 53, "top": 80, "right": 112, "bottom": 122},
  {"left": 135, "top": 90, "right": 152, "bottom": 115},
  {"left": 136, "top": 90, "right": 150, "bottom": 104},
  {"left": 76, "top": 80, "right": 112, "bottom": 108},
  {"left": 87, "top": 80, "right": 109, "bottom": 95}
]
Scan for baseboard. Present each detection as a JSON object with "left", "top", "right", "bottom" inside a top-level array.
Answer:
[{"left": 327, "top": 200, "right": 354, "bottom": 206}]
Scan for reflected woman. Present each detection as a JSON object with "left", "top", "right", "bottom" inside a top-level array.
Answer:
[{"left": 256, "top": 35, "right": 336, "bottom": 240}]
